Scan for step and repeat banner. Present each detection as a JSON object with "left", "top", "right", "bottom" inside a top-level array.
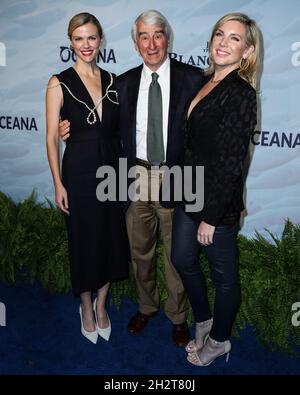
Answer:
[{"left": 0, "top": 0, "right": 299, "bottom": 237}]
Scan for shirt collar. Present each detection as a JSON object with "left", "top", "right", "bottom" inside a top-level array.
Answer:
[{"left": 142, "top": 56, "right": 170, "bottom": 81}]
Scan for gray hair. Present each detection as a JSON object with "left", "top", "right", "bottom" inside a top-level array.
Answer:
[{"left": 131, "top": 9, "right": 172, "bottom": 43}]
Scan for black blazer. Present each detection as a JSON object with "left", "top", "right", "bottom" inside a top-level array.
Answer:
[
  {"left": 116, "top": 58, "right": 204, "bottom": 172},
  {"left": 182, "top": 69, "right": 257, "bottom": 227}
]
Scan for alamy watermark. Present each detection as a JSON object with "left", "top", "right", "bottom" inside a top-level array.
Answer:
[
  {"left": 291, "top": 42, "right": 300, "bottom": 67},
  {"left": 0, "top": 42, "right": 6, "bottom": 67},
  {"left": 96, "top": 159, "right": 204, "bottom": 212},
  {"left": 0, "top": 302, "right": 6, "bottom": 326},
  {"left": 291, "top": 302, "right": 300, "bottom": 327}
]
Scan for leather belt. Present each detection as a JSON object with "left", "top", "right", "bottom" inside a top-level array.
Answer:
[{"left": 136, "top": 158, "right": 165, "bottom": 170}]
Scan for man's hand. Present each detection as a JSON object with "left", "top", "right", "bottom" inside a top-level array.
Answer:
[{"left": 58, "top": 119, "right": 71, "bottom": 140}]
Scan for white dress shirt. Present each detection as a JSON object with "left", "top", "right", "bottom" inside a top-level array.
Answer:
[{"left": 136, "top": 57, "right": 170, "bottom": 162}]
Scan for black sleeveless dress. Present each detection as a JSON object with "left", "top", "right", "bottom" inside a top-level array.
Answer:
[{"left": 55, "top": 67, "right": 129, "bottom": 296}]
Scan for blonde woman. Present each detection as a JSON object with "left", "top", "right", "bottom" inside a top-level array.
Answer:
[
  {"left": 171, "top": 12, "right": 261, "bottom": 365},
  {"left": 46, "top": 13, "right": 128, "bottom": 344}
]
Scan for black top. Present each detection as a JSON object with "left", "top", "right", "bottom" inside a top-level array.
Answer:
[{"left": 182, "top": 69, "right": 257, "bottom": 226}]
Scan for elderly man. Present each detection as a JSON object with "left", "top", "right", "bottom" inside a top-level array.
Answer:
[{"left": 117, "top": 10, "right": 203, "bottom": 347}]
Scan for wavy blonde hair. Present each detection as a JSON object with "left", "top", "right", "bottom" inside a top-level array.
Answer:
[{"left": 206, "top": 12, "right": 261, "bottom": 88}]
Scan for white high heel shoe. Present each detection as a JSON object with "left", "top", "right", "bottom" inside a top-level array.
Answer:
[
  {"left": 79, "top": 305, "right": 98, "bottom": 344},
  {"left": 93, "top": 298, "right": 111, "bottom": 341}
]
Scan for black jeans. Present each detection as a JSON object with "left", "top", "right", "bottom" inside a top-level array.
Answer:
[{"left": 171, "top": 205, "right": 241, "bottom": 342}]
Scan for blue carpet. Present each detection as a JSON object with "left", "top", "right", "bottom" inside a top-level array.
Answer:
[{"left": 0, "top": 281, "right": 299, "bottom": 375}]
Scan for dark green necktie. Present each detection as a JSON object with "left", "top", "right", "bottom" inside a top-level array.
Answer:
[{"left": 147, "top": 72, "right": 164, "bottom": 165}]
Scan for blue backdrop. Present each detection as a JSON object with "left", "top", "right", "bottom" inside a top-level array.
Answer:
[{"left": 0, "top": 0, "right": 300, "bottom": 237}]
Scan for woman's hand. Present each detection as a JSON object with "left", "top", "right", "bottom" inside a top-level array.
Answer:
[
  {"left": 197, "top": 221, "right": 215, "bottom": 246},
  {"left": 55, "top": 184, "right": 69, "bottom": 215}
]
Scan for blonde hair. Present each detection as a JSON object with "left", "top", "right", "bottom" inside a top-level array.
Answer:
[
  {"left": 206, "top": 12, "right": 261, "bottom": 88},
  {"left": 68, "top": 12, "right": 103, "bottom": 40}
]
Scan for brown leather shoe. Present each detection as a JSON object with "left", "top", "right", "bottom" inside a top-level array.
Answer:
[
  {"left": 172, "top": 322, "right": 189, "bottom": 347},
  {"left": 128, "top": 311, "right": 156, "bottom": 334}
]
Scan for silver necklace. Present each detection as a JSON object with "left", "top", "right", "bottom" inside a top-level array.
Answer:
[
  {"left": 48, "top": 72, "right": 119, "bottom": 125},
  {"left": 210, "top": 77, "right": 222, "bottom": 84}
]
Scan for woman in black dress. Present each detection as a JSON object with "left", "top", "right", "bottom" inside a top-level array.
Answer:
[
  {"left": 46, "top": 13, "right": 128, "bottom": 344},
  {"left": 171, "top": 13, "right": 261, "bottom": 365}
]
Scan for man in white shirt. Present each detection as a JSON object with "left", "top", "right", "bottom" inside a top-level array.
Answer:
[{"left": 117, "top": 10, "right": 203, "bottom": 347}]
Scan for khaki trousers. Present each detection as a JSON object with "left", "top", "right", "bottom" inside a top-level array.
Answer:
[{"left": 126, "top": 166, "right": 188, "bottom": 324}]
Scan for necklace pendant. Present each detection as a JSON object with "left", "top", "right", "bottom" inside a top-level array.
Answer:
[
  {"left": 210, "top": 77, "right": 222, "bottom": 84},
  {"left": 87, "top": 110, "right": 97, "bottom": 125}
]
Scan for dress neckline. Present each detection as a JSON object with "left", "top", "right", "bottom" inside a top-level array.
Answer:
[{"left": 70, "top": 66, "right": 103, "bottom": 123}]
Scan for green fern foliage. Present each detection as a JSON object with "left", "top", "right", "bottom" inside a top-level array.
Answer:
[
  {"left": 237, "top": 221, "right": 300, "bottom": 352},
  {"left": 0, "top": 191, "right": 299, "bottom": 353},
  {"left": 0, "top": 191, "right": 18, "bottom": 283}
]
